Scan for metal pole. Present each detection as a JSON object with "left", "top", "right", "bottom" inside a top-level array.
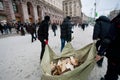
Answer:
[{"left": 94, "top": 0, "right": 96, "bottom": 20}]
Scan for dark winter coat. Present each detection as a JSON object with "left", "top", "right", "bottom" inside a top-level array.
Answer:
[
  {"left": 60, "top": 18, "right": 72, "bottom": 42},
  {"left": 51, "top": 23, "right": 57, "bottom": 31},
  {"left": 0, "top": 23, "right": 3, "bottom": 30},
  {"left": 93, "top": 16, "right": 111, "bottom": 40},
  {"left": 38, "top": 20, "right": 49, "bottom": 41},
  {"left": 28, "top": 25, "right": 35, "bottom": 34},
  {"left": 93, "top": 16, "right": 113, "bottom": 56},
  {"left": 106, "top": 14, "right": 120, "bottom": 61}
]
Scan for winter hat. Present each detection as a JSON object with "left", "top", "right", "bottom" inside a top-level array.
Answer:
[
  {"left": 44, "top": 16, "right": 50, "bottom": 21},
  {"left": 66, "top": 16, "right": 71, "bottom": 20}
]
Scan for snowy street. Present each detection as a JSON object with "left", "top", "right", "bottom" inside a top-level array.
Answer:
[{"left": 0, "top": 25, "right": 119, "bottom": 80}]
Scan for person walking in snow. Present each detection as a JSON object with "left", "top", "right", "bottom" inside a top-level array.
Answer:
[
  {"left": 93, "top": 15, "right": 112, "bottom": 67},
  {"left": 38, "top": 16, "right": 50, "bottom": 61},
  {"left": 28, "top": 24, "right": 36, "bottom": 42},
  {"left": 51, "top": 23, "right": 57, "bottom": 36},
  {"left": 60, "top": 16, "right": 73, "bottom": 52},
  {"left": 100, "top": 13, "right": 120, "bottom": 80}
]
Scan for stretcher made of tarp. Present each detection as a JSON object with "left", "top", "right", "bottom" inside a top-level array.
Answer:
[{"left": 41, "top": 42, "right": 97, "bottom": 80}]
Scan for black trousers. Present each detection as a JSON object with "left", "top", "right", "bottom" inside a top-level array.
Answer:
[
  {"left": 104, "top": 59, "right": 120, "bottom": 80},
  {"left": 31, "top": 33, "right": 36, "bottom": 42},
  {"left": 40, "top": 40, "right": 46, "bottom": 61}
]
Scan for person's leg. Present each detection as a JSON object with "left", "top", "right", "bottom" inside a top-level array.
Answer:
[
  {"left": 103, "top": 59, "right": 118, "bottom": 80},
  {"left": 40, "top": 41, "right": 46, "bottom": 61},
  {"left": 31, "top": 34, "right": 34, "bottom": 42},
  {"left": 54, "top": 30, "right": 56, "bottom": 36},
  {"left": 33, "top": 33, "right": 36, "bottom": 40},
  {"left": 0, "top": 30, "right": 3, "bottom": 34},
  {"left": 61, "top": 38, "right": 65, "bottom": 52}
]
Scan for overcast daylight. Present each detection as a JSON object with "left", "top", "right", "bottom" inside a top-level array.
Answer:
[
  {"left": 81, "top": 0, "right": 120, "bottom": 17},
  {"left": 0, "top": 0, "right": 120, "bottom": 80}
]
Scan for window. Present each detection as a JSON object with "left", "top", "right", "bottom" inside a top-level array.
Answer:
[
  {"left": 37, "top": 6, "right": 40, "bottom": 16},
  {"left": 69, "top": 2, "right": 72, "bottom": 15},
  {"left": 12, "top": 2, "right": 18, "bottom": 13},
  {"left": 65, "top": 5, "right": 68, "bottom": 11},
  {"left": 0, "top": 1, "right": 4, "bottom": 10},
  {"left": 65, "top": 3, "right": 67, "bottom": 5},
  {"left": 27, "top": 3, "right": 31, "bottom": 15}
]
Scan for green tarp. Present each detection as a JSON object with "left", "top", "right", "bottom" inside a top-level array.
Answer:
[{"left": 41, "top": 42, "right": 97, "bottom": 80}]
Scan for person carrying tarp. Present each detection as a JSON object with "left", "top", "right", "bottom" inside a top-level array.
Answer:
[
  {"left": 100, "top": 13, "right": 120, "bottom": 80},
  {"left": 38, "top": 16, "right": 50, "bottom": 61},
  {"left": 93, "top": 15, "right": 112, "bottom": 67}
]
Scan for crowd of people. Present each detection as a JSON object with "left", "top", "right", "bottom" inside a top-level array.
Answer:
[
  {"left": 93, "top": 13, "right": 120, "bottom": 80},
  {"left": 37, "top": 14, "right": 120, "bottom": 80},
  {"left": 0, "top": 22, "right": 13, "bottom": 35},
  {"left": 0, "top": 13, "right": 120, "bottom": 80}
]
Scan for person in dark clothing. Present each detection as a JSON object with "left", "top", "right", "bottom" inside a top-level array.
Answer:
[
  {"left": 32, "top": 23, "right": 37, "bottom": 38},
  {"left": 60, "top": 16, "right": 73, "bottom": 52},
  {"left": 7, "top": 23, "right": 12, "bottom": 34},
  {"left": 0, "top": 23, "right": 3, "bottom": 35},
  {"left": 100, "top": 13, "right": 120, "bottom": 80},
  {"left": 3, "top": 24, "right": 8, "bottom": 34},
  {"left": 24, "top": 23, "right": 29, "bottom": 33},
  {"left": 51, "top": 23, "right": 57, "bottom": 36},
  {"left": 81, "top": 23, "right": 86, "bottom": 31},
  {"left": 16, "top": 22, "right": 21, "bottom": 34},
  {"left": 19, "top": 23, "right": 25, "bottom": 36},
  {"left": 28, "top": 24, "right": 36, "bottom": 42},
  {"left": 38, "top": 16, "right": 50, "bottom": 61},
  {"left": 93, "top": 16, "right": 112, "bottom": 67}
]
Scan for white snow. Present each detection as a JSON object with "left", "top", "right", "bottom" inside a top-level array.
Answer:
[{"left": 0, "top": 25, "right": 119, "bottom": 80}]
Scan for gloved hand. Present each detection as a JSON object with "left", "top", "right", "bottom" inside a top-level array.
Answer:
[{"left": 44, "top": 40, "right": 48, "bottom": 45}]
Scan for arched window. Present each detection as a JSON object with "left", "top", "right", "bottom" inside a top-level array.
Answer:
[
  {"left": 27, "top": 4, "right": 30, "bottom": 15},
  {"left": 12, "top": 0, "right": 18, "bottom": 13},
  {"left": 27, "top": 2, "right": 32, "bottom": 15},
  {"left": 37, "top": 6, "right": 40, "bottom": 16},
  {"left": 0, "top": 1, "right": 4, "bottom": 10}
]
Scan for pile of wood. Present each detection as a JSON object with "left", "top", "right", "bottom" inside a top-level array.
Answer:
[{"left": 50, "top": 56, "right": 81, "bottom": 75}]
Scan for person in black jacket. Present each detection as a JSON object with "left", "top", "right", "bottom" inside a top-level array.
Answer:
[
  {"left": 38, "top": 16, "right": 50, "bottom": 61},
  {"left": 28, "top": 24, "right": 36, "bottom": 42},
  {"left": 60, "top": 16, "right": 73, "bottom": 52},
  {"left": 0, "top": 23, "right": 3, "bottom": 35},
  {"left": 93, "top": 16, "right": 112, "bottom": 67},
  {"left": 100, "top": 13, "right": 120, "bottom": 80},
  {"left": 51, "top": 23, "right": 57, "bottom": 36}
]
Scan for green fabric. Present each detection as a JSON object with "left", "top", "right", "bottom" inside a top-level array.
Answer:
[{"left": 41, "top": 42, "right": 97, "bottom": 80}]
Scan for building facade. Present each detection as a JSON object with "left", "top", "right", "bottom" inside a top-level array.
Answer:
[
  {"left": 0, "top": 0, "right": 64, "bottom": 24},
  {"left": 108, "top": 10, "right": 120, "bottom": 20},
  {"left": 44, "top": 0, "right": 64, "bottom": 10},
  {"left": 63, "top": 0, "right": 82, "bottom": 24},
  {"left": 82, "top": 13, "right": 89, "bottom": 23}
]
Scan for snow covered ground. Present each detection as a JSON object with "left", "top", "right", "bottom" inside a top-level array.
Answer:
[{"left": 0, "top": 25, "right": 119, "bottom": 80}]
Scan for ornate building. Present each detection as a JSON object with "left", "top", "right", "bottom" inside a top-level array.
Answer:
[
  {"left": 108, "top": 10, "right": 120, "bottom": 20},
  {"left": 63, "top": 0, "right": 82, "bottom": 24},
  {"left": 44, "top": 0, "right": 64, "bottom": 10},
  {"left": 0, "top": 0, "right": 64, "bottom": 24}
]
